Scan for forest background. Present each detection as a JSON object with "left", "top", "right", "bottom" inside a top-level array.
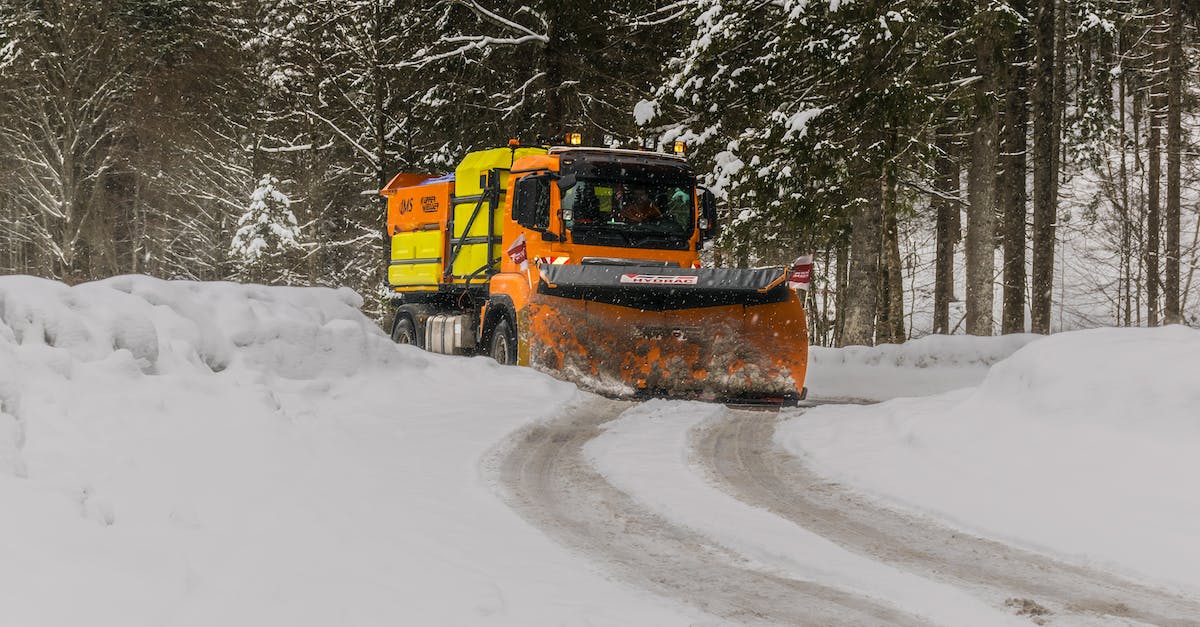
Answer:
[{"left": 1, "top": 0, "right": 1196, "bottom": 346}]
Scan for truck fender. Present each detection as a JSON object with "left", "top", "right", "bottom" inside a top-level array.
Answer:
[
  {"left": 479, "top": 295, "right": 516, "bottom": 349},
  {"left": 393, "top": 303, "right": 437, "bottom": 348}
]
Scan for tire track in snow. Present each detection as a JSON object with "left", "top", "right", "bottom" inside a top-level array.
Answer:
[
  {"left": 694, "top": 406, "right": 1200, "bottom": 626},
  {"left": 493, "top": 396, "right": 926, "bottom": 626}
]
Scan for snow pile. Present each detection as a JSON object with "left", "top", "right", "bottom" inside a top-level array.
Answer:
[
  {"left": 0, "top": 275, "right": 399, "bottom": 378},
  {"left": 807, "top": 333, "right": 1042, "bottom": 401},
  {"left": 967, "top": 327, "right": 1200, "bottom": 433},
  {"left": 780, "top": 326, "right": 1200, "bottom": 593},
  {"left": 0, "top": 276, "right": 693, "bottom": 626}
]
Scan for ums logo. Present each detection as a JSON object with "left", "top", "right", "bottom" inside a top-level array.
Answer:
[{"left": 397, "top": 196, "right": 439, "bottom": 215}]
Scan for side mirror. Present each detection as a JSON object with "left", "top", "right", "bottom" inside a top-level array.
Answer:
[
  {"left": 698, "top": 187, "right": 720, "bottom": 241},
  {"left": 514, "top": 175, "right": 551, "bottom": 229},
  {"left": 557, "top": 172, "right": 578, "bottom": 192}
]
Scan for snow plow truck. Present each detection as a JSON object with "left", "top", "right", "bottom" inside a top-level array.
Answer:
[{"left": 382, "top": 138, "right": 808, "bottom": 403}]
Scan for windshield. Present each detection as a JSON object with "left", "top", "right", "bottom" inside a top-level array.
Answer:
[{"left": 561, "top": 178, "right": 695, "bottom": 250}]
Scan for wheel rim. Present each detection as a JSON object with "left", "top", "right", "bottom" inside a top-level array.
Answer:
[
  {"left": 393, "top": 319, "right": 415, "bottom": 345},
  {"left": 492, "top": 332, "right": 510, "bottom": 364}
]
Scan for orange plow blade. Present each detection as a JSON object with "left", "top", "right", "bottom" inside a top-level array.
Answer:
[{"left": 521, "top": 266, "right": 808, "bottom": 403}]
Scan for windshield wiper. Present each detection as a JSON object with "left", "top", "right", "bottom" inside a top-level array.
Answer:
[
  {"left": 629, "top": 234, "right": 689, "bottom": 249},
  {"left": 571, "top": 227, "right": 630, "bottom": 246}
]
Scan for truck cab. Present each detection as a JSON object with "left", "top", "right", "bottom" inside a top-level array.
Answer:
[{"left": 502, "top": 147, "right": 719, "bottom": 269}]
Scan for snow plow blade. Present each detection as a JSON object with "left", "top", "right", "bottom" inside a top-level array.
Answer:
[{"left": 522, "top": 265, "right": 808, "bottom": 403}]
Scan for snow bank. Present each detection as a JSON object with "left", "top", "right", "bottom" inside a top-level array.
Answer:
[
  {"left": 0, "top": 276, "right": 694, "bottom": 626},
  {"left": 807, "top": 333, "right": 1042, "bottom": 401},
  {"left": 0, "top": 275, "right": 401, "bottom": 378},
  {"left": 781, "top": 326, "right": 1200, "bottom": 594}
]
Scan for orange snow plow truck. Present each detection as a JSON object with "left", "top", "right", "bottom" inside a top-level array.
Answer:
[{"left": 382, "top": 139, "right": 808, "bottom": 403}]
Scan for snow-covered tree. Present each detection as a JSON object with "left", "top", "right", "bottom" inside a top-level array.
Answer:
[
  {"left": 230, "top": 175, "right": 303, "bottom": 284},
  {"left": 648, "top": 0, "right": 976, "bottom": 345},
  {"left": 2, "top": 0, "right": 1197, "bottom": 331},
  {"left": 0, "top": 0, "right": 138, "bottom": 279},
  {"left": 407, "top": 0, "right": 684, "bottom": 145}
]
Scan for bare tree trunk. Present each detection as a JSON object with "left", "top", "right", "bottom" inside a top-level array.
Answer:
[
  {"left": 373, "top": 0, "right": 394, "bottom": 295},
  {"left": 833, "top": 237, "right": 849, "bottom": 346},
  {"left": 0, "top": 200, "right": 9, "bottom": 274},
  {"left": 1147, "top": 14, "right": 1164, "bottom": 327},
  {"left": 885, "top": 225, "right": 905, "bottom": 342},
  {"left": 305, "top": 14, "right": 327, "bottom": 287},
  {"left": 809, "top": 249, "right": 827, "bottom": 346},
  {"left": 1164, "top": 0, "right": 1182, "bottom": 324},
  {"left": 1030, "top": 0, "right": 1057, "bottom": 334},
  {"left": 1119, "top": 33, "right": 1132, "bottom": 327},
  {"left": 1, "top": 198, "right": 11, "bottom": 274},
  {"left": 841, "top": 175, "right": 882, "bottom": 347},
  {"left": 967, "top": 0, "right": 998, "bottom": 336},
  {"left": 373, "top": 0, "right": 390, "bottom": 191},
  {"left": 877, "top": 211, "right": 904, "bottom": 342},
  {"left": 130, "top": 176, "right": 143, "bottom": 275},
  {"left": 883, "top": 170, "right": 905, "bottom": 343},
  {"left": 38, "top": 211, "right": 53, "bottom": 278},
  {"left": 1133, "top": 74, "right": 1145, "bottom": 326},
  {"left": 59, "top": 130, "right": 80, "bottom": 280},
  {"left": 1000, "top": 8, "right": 1029, "bottom": 334},
  {"left": 934, "top": 133, "right": 961, "bottom": 335}
]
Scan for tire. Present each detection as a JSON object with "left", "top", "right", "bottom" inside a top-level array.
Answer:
[
  {"left": 489, "top": 316, "right": 517, "bottom": 365},
  {"left": 391, "top": 315, "right": 421, "bottom": 348}
]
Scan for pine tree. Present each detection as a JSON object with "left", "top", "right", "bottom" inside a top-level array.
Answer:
[
  {"left": 652, "top": 0, "right": 974, "bottom": 344},
  {"left": 230, "top": 175, "right": 303, "bottom": 284}
]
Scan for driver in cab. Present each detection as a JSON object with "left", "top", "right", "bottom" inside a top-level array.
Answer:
[{"left": 619, "top": 186, "right": 664, "bottom": 224}]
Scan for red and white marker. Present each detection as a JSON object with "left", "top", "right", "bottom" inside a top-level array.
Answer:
[
  {"left": 788, "top": 253, "right": 813, "bottom": 291},
  {"left": 506, "top": 233, "right": 529, "bottom": 271}
]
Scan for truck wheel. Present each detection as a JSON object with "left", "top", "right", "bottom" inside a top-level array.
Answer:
[
  {"left": 392, "top": 315, "right": 421, "bottom": 348},
  {"left": 489, "top": 317, "right": 517, "bottom": 365}
]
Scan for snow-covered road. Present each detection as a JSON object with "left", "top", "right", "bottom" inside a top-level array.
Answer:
[
  {"left": 698, "top": 406, "right": 1200, "bottom": 625},
  {"left": 496, "top": 397, "right": 926, "bottom": 626},
  {"left": 500, "top": 396, "right": 1200, "bottom": 626}
]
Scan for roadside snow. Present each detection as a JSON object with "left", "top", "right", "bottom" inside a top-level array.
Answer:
[
  {"left": 584, "top": 400, "right": 1027, "bottom": 627},
  {"left": 807, "top": 333, "right": 1042, "bottom": 401},
  {"left": 0, "top": 276, "right": 696, "bottom": 627},
  {"left": 780, "top": 326, "right": 1200, "bottom": 595}
]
